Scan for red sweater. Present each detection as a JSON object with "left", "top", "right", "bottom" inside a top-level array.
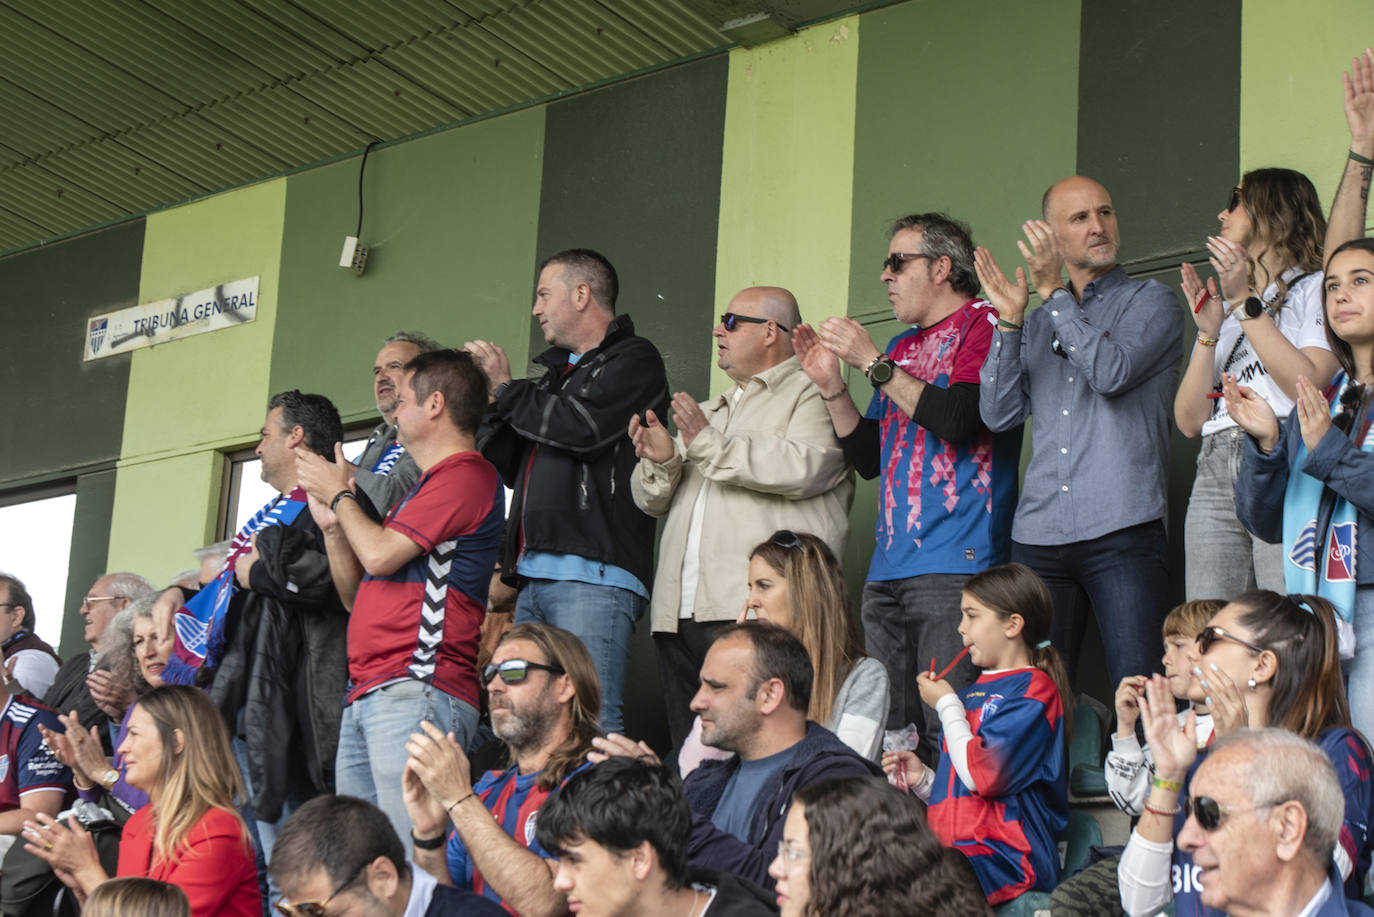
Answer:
[{"left": 117, "top": 805, "right": 261, "bottom": 917}]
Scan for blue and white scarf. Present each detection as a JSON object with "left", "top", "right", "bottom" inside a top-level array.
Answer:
[{"left": 1283, "top": 372, "right": 1372, "bottom": 649}]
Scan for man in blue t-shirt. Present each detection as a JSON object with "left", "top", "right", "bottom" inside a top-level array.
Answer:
[{"left": 796, "top": 213, "right": 1020, "bottom": 760}]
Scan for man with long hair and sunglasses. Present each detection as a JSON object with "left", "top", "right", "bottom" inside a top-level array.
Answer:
[
  {"left": 295, "top": 350, "right": 504, "bottom": 847},
  {"left": 1174, "top": 728, "right": 1374, "bottom": 916},
  {"left": 403, "top": 623, "right": 601, "bottom": 917},
  {"left": 629, "top": 285, "right": 854, "bottom": 757},
  {"left": 793, "top": 212, "right": 1021, "bottom": 763}
]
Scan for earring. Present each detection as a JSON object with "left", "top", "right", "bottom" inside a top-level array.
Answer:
[{"left": 1247, "top": 677, "right": 1257, "bottom": 689}]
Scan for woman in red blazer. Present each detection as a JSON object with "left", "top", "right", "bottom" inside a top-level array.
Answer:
[{"left": 23, "top": 685, "right": 261, "bottom": 916}]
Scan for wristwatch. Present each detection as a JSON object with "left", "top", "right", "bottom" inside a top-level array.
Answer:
[
  {"left": 864, "top": 355, "right": 897, "bottom": 388},
  {"left": 98, "top": 767, "right": 120, "bottom": 791},
  {"left": 1234, "top": 296, "right": 1266, "bottom": 322}
]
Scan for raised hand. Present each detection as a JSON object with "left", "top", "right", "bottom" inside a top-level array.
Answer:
[
  {"left": 817, "top": 317, "right": 882, "bottom": 371},
  {"left": 1344, "top": 48, "right": 1374, "bottom": 150},
  {"left": 1114, "top": 675, "right": 1149, "bottom": 738},
  {"left": 1222, "top": 373, "right": 1280, "bottom": 452},
  {"left": 628, "top": 409, "right": 674, "bottom": 463},
  {"left": 1295, "top": 375, "right": 1335, "bottom": 453},
  {"left": 794, "top": 324, "right": 844, "bottom": 395},
  {"left": 1205, "top": 235, "right": 1251, "bottom": 304},
  {"left": 1138, "top": 674, "right": 1197, "bottom": 782},
  {"left": 405, "top": 720, "right": 473, "bottom": 811},
  {"left": 587, "top": 733, "right": 661, "bottom": 766},
  {"left": 669, "top": 393, "right": 708, "bottom": 448},
  {"left": 916, "top": 671, "right": 955, "bottom": 709},
  {"left": 974, "top": 246, "right": 1029, "bottom": 326},
  {"left": 881, "top": 749, "right": 926, "bottom": 792},
  {"left": 463, "top": 340, "right": 513, "bottom": 395},
  {"left": 1181, "top": 262, "right": 1223, "bottom": 338},
  {"left": 1017, "top": 220, "right": 1066, "bottom": 300},
  {"left": 1195, "top": 663, "right": 1249, "bottom": 740}
]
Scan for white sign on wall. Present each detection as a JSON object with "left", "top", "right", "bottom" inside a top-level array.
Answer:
[{"left": 83, "top": 276, "right": 259, "bottom": 361}]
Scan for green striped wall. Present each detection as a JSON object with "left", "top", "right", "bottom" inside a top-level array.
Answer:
[{"left": 0, "top": 0, "right": 1371, "bottom": 708}]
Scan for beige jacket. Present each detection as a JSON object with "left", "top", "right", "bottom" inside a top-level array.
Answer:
[{"left": 632, "top": 355, "right": 854, "bottom": 632}]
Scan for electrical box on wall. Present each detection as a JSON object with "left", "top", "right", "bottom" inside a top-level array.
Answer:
[{"left": 340, "top": 236, "right": 368, "bottom": 275}]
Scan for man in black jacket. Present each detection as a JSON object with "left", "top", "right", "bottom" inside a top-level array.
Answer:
[
  {"left": 466, "top": 248, "right": 668, "bottom": 734},
  {"left": 198, "top": 391, "right": 349, "bottom": 873}
]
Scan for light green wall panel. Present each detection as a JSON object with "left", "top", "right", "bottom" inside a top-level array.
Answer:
[
  {"left": 271, "top": 108, "right": 545, "bottom": 419},
  {"left": 1241, "top": 1, "right": 1374, "bottom": 208},
  {"left": 106, "top": 451, "right": 222, "bottom": 585},
  {"left": 712, "top": 16, "right": 860, "bottom": 397},
  {"left": 109, "top": 178, "right": 286, "bottom": 580}
]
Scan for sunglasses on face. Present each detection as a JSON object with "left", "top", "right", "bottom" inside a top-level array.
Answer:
[
  {"left": 882, "top": 252, "right": 935, "bottom": 274},
  {"left": 1226, "top": 186, "right": 1243, "bottom": 213},
  {"left": 481, "top": 658, "right": 565, "bottom": 686},
  {"left": 274, "top": 862, "right": 368, "bottom": 916},
  {"left": 719, "top": 312, "right": 790, "bottom": 333},
  {"left": 1196, "top": 625, "right": 1265, "bottom": 656},
  {"left": 1185, "top": 794, "right": 1274, "bottom": 832}
]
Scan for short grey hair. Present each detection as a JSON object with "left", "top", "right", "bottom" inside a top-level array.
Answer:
[
  {"left": 192, "top": 541, "right": 231, "bottom": 564},
  {"left": 385, "top": 331, "right": 443, "bottom": 353},
  {"left": 105, "top": 572, "right": 154, "bottom": 604},
  {"left": 1211, "top": 728, "right": 1345, "bottom": 865},
  {"left": 888, "top": 212, "right": 978, "bottom": 298}
]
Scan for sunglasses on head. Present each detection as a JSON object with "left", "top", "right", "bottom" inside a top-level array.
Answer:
[
  {"left": 882, "top": 252, "right": 936, "bottom": 274},
  {"left": 1196, "top": 625, "right": 1265, "bottom": 656},
  {"left": 1226, "top": 186, "right": 1243, "bottom": 213},
  {"left": 770, "top": 530, "right": 802, "bottom": 550},
  {"left": 720, "top": 312, "right": 790, "bottom": 333},
  {"left": 1185, "top": 794, "right": 1275, "bottom": 832},
  {"left": 481, "top": 658, "right": 564, "bottom": 686}
]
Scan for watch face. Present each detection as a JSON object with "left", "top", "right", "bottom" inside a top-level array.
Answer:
[
  {"left": 1244, "top": 297, "right": 1264, "bottom": 319},
  {"left": 870, "top": 358, "right": 894, "bottom": 384}
]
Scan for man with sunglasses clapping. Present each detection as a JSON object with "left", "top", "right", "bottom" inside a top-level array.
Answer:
[
  {"left": 630, "top": 285, "right": 854, "bottom": 756},
  {"left": 795, "top": 212, "right": 1020, "bottom": 763}
]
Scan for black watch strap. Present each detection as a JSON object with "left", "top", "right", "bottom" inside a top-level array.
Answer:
[
  {"left": 411, "top": 830, "right": 446, "bottom": 850},
  {"left": 331, "top": 490, "right": 357, "bottom": 512}
]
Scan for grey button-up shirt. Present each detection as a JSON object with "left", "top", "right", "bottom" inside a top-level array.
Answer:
[{"left": 978, "top": 266, "right": 1183, "bottom": 545}]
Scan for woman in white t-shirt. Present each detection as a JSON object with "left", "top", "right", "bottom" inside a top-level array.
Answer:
[{"left": 1174, "top": 168, "right": 1339, "bottom": 600}]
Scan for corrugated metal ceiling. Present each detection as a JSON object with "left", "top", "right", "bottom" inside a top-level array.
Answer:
[{"left": 0, "top": 0, "right": 771, "bottom": 257}]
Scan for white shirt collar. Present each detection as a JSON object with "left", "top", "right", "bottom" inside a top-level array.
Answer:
[
  {"left": 1291, "top": 874, "right": 1334, "bottom": 917},
  {"left": 402, "top": 861, "right": 439, "bottom": 917}
]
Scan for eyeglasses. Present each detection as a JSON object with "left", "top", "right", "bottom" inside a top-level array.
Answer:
[
  {"left": 1196, "top": 625, "right": 1265, "bottom": 656},
  {"left": 273, "top": 861, "right": 369, "bottom": 916},
  {"left": 481, "top": 658, "right": 565, "bottom": 686},
  {"left": 80, "top": 595, "right": 117, "bottom": 608},
  {"left": 1226, "top": 186, "right": 1243, "bottom": 213},
  {"left": 720, "top": 312, "right": 790, "bottom": 333},
  {"left": 882, "top": 252, "right": 935, "bottom": 274},
  {"left": 770, "top": 530, "right": 802, "bottom": 550},
  {"left": 1334, "top": 383, "right": 1367, "bottom": 435},
  {"left": 775, "top": 840, "right": 810, "bottom": 870},
  {"left": 1185, "top": 794, "right": 1275, "bottom": 832}
]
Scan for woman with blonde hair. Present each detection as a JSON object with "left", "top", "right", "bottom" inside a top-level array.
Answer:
[
  {"left": 678, "top": 531, "right": 889, "bottom": 772},
  {"left": 23, "top": 685, "right": 260, "bottom": 916},
  {"left": 81, "top": 877, "right": 189, "bottom": 917}
]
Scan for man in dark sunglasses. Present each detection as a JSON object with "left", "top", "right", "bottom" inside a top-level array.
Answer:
[
  {"left": 629, "top": 285, "right": 854, "bottom": 754},
  {"left": 1169, "top": 729, "right": 1366, "bottom": 917},
  {"left": 404, "top": 623, "right": 601, "bottom": 915},
  {"left": 793, "top": 212, "right": 1020, "bottom": 760},
  {"left": 977, "top": 176, "right": 1183, "bottom": 693}
]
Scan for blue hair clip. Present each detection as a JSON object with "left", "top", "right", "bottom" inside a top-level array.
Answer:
[{"left": 1035, "top": 639, "right": 1052, "bottom": 649}]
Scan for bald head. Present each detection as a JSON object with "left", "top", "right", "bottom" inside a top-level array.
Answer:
[
  {"left": 1040, "top": 175, "right": 1119, "bottom": 280},
  {"left": 713, "top": 287, "right": 799, "bottom": 383}
]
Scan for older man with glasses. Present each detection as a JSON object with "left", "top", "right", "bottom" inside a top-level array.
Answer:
[
  {"left": 41, "top": 572, "right": 152, "bottom": 754},
  {"left": 1122, "top": 728, "right": 1374, "bottom": 916},
  {"left": 795, "top": 212, "right": 1021, "bottom": 763},
  {"left": 629, "top": 284, "right": 853, "bottom": 757}
]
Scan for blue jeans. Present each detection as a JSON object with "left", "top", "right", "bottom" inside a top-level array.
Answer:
[
  {"left": 514, "top": 579, "right": 644, "bottom": 735},
  {"left": 1184, "top": 428, "right": 1285, "bottom": 600},
  {"left": 1011, "top": 519, "right": 1170, "bottom": 691},
  {"left": 335, "top": 679, "right": 478, "bottom": 844},
  {"left": 1345, "top": 586, "right": 1374, "bottom": 740}
]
